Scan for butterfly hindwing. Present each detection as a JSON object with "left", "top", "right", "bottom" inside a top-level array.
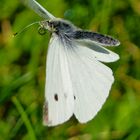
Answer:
[
  {"left": 65, "top": 42, "right": 115, "bottom": 122},
  {"left": 75, "top": 40, "right": 119, "bottom": 62}
]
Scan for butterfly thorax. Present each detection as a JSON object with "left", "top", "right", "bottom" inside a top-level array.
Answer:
[{"left": 39, "top": 19, "right": 77, "bottom": 36}]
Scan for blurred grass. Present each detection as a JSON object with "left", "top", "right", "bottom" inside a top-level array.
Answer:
[{"left": 0, "top": 0, "right": 140, "bottom": 139}]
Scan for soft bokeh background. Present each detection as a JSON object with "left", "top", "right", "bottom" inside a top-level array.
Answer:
[{"left": 0, "top": 0, "right": 140, "bottom": 139}]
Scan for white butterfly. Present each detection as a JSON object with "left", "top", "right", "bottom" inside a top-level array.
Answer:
[{"left": 21, "top": 0, "right": 120, "bottom": 126}]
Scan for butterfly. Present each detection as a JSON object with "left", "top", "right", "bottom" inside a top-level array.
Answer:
[{"left": 21, "top": 0, "right": 120, "bottom": 126}]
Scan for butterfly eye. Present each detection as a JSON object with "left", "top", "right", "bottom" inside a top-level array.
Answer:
[{"left": 38, "top": 26, "right": 46, "bottom": 35}]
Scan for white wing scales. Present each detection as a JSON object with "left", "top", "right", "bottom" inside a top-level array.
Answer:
[
  {"left": 20, "top": 0, "right": 55, "bottom": 19},
  {"left": 43, "top": 35, "right": 74, "bottom": 126}
]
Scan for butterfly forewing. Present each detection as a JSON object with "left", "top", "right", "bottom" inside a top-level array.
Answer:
[
  {"left": 43, "top": 35, "right": 74, "bottom": 126},
  {"left": 73, "top": 30, "right": 120, "bottom": 47}
]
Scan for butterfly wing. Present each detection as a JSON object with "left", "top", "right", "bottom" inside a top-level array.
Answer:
[
  {"left": 75, "top": 40, "right": 119, "bottom": 62},
  {"left": 73, "top": 30, "right": 120, "bottom": 46},
  {"left": 65, "top": 42, "right": 116, "bottom": 123},
  {"left": 43, "top": 35, "right": 74, "bottom": 126},
  {"left": 20, "top": 0, "right": 55, "bottom": 19},
  {"left": 44, "top": 35, "right": 119, "bottom": 125}
]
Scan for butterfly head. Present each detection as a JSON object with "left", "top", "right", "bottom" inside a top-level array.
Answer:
[{"left": 39, "top": 20, "right": 56, "bottom": 33}]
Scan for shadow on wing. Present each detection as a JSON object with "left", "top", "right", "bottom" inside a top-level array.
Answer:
[{"left": 76, "top": 40, "right": 110, "bottom": 54}]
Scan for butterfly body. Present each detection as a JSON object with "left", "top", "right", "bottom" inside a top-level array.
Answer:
[{"left": 40, "top": 19, "right": 120, "bottom": 47}]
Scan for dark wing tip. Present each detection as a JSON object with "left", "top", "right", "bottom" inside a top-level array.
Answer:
[
  {"left": 112, "top": 38, "right": 121, "bottom": 46},
  {"left": 72, "top": 30, "right": 120, "bottom": 47}
]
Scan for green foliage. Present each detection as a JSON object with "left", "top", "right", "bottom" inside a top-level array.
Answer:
[{"left": 0, "top": 0, "right": 140, "bottom": 139}]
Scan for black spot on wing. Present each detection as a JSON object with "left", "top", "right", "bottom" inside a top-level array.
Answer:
[
  {"left": 64, "top": 93, "right": 67, "bottom": 99},
  {"left": 54, "top": 93, "right": 58, "bottom": 101}
]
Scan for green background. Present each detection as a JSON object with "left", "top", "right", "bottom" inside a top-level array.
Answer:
[{"left": 0, "top": 0, "right": 140, "bottom": 139}]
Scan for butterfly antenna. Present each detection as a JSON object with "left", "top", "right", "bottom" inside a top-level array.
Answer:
[{"left": 13, "top": 21, "right": 39, "bottom": 37}]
